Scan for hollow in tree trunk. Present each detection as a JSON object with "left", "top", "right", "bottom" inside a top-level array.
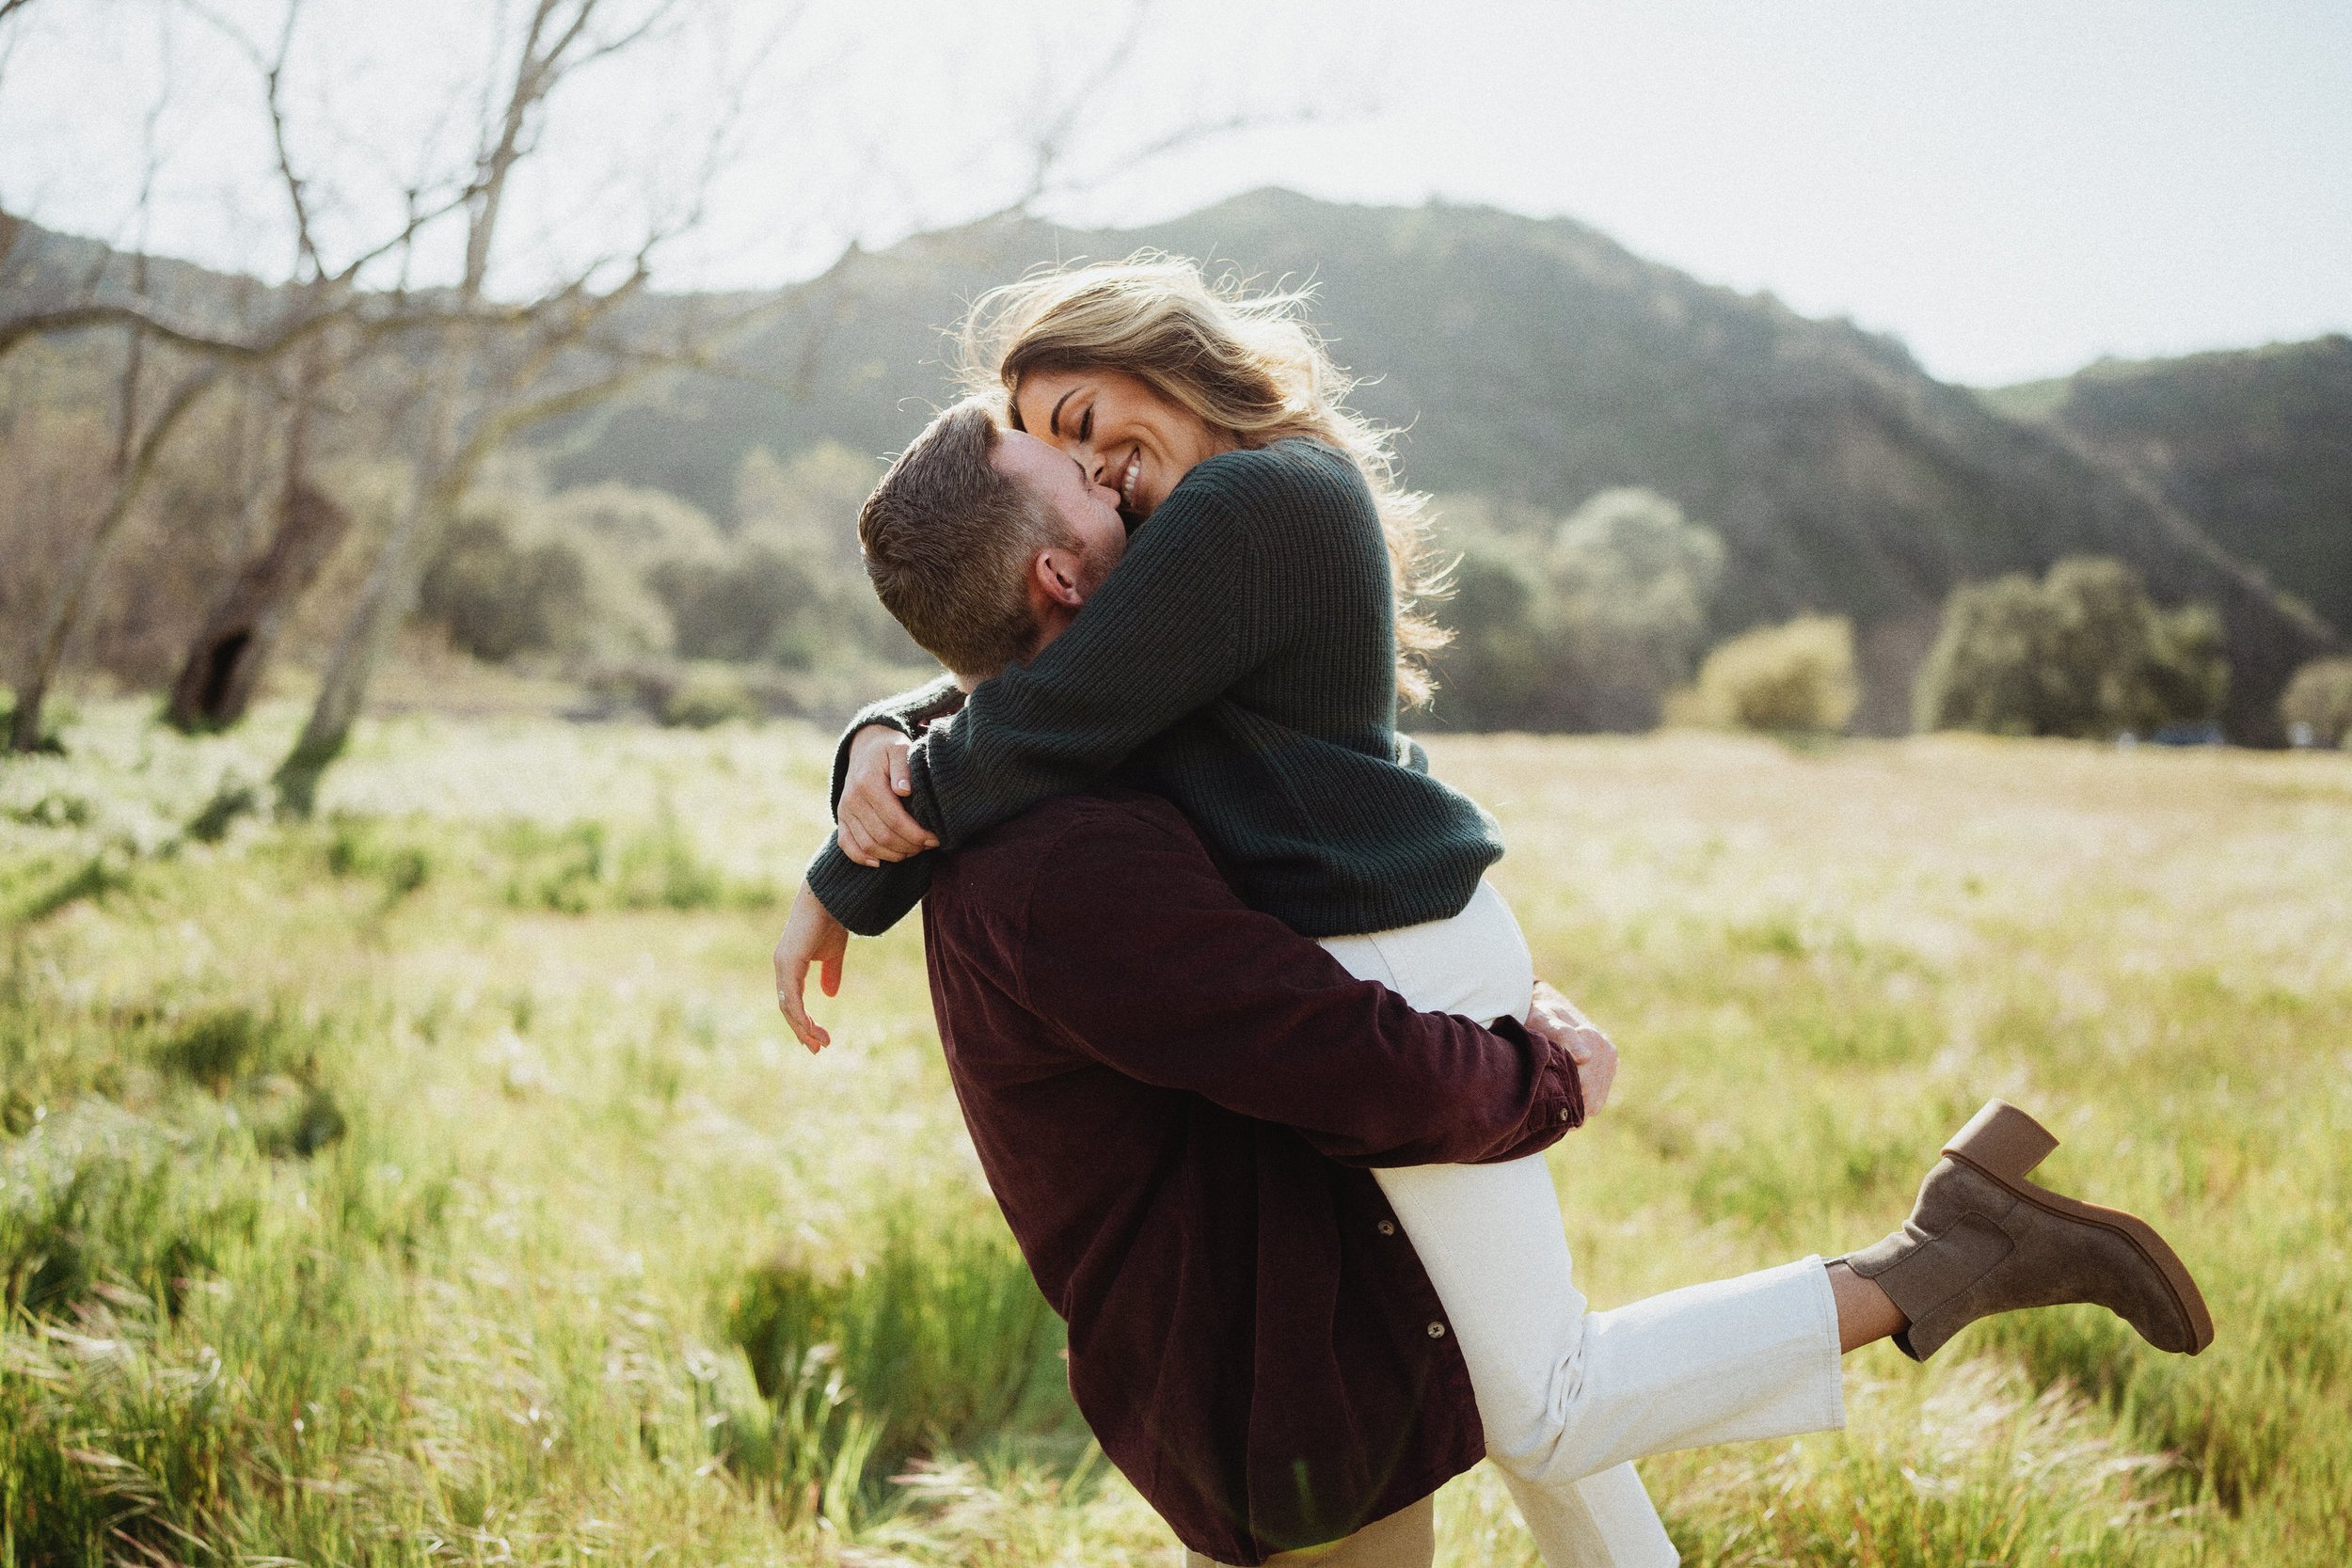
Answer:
[{"left": 166, "top": 479, "right": 352, "bottom": 733}]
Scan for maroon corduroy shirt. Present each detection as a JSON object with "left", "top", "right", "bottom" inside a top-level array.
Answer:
[{"left": 920, "top": 787, "right": 1583, "bottom": 1565}]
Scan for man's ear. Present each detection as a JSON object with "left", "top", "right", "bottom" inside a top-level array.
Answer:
[{"left": 1031, "top": 547, "right": 1087, "bottom": 610}]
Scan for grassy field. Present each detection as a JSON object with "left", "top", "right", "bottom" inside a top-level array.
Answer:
[{"left": 2, "top": 703, "right": 2346, "bottom": 1566}]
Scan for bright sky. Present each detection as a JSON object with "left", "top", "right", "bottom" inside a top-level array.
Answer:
[{"left": 4, "top": 0, "right": 2346, "bottom": 385}]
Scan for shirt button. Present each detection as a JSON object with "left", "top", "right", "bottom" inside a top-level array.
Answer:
[
  {"left": 1558, "top": 1107, "right": 1570, "bottom": 1123},
  {"left": 1426, "top": 1322, "right": 1446, "bottom": 1339},
  {"left": 1376, "top": 1220, "right": 1396, "bottom": 1236}
]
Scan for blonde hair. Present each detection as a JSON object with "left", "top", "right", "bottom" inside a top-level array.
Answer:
[{"left": 957, "top": 255, "right": 1449, "bottom": 706}]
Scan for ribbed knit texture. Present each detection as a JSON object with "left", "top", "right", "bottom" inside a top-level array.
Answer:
[{"left": 805, "top": 437, "right": 1503, "bottom": 939}]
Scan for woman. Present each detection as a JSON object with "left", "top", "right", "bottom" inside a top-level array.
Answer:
[{"left": 781, "top": 258, "right": 2213, "bottom": 1568}]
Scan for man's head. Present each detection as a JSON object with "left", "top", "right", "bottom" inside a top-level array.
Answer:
[{"left": 856, "top": 400, "right": 1128, "bottom": 683}]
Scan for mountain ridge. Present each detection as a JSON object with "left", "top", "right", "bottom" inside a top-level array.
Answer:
[
  {"left": 548, "top": 186, "right": 2338, "bottom": 738},
  {"left": 6, "top": 190, "right": 2340, "bottom": 739}
]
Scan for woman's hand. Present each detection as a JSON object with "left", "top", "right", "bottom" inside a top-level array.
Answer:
[
  {"left": 774, "top": 880, "right": 850, "bottom": 1052},
  {"left": 1527, "top": 979, "right": 1617, "bottom": 1115},
  {"left": 836, "top": 724, "right": 938, "bottom": 867}
]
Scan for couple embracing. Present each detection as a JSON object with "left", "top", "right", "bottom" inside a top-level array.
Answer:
[{"left": 772, "top": 259, "right": 2211, "bottom": 1567}]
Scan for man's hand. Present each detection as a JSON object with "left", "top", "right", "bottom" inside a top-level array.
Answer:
[
  {"left": 774, "top": 879, "right": 850, "bottom": 1052},
  {"left": 836, "top": 724, "right": 937, "bottom": 867},
  {"left": 1527, "top": 979, "right": 1617, "bottom": 1115}
]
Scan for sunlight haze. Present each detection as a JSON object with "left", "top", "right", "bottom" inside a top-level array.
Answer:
[{"left": 2, "top": 0, "right": 2345, "bottom": 384}]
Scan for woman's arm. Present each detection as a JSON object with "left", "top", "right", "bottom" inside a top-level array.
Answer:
[
  {"left": 833, "top": 677, "right": 966, "bottom": 866},
  {"left": 807, "top": 458, "right": 1297, "bottom": 934}
]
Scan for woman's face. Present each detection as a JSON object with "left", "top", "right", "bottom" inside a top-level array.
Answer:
[{"left": 1011, "top": 367, "right": 1233, "bottom": 524}]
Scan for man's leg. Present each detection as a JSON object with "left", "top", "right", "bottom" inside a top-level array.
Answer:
[{"left": 1184, "top": 1494, "right": 1436, "bottom": 1568}]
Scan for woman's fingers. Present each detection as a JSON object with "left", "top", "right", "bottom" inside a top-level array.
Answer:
[
  {"left": 839, "top": 800, "right": 923, "bottom": 865},
  {"left": 838, "top": 808, "right": 890, "bottom": 866},
  {"left": 774, "top": 945, "right": 831, "bottom": 1052},
  {"left": 837, "top": 727, "right": 936, "bottom": 864},
  {"left": 773, "top": 880, "right": 847, "bottom": 1052},
  {"left": 841, "top": 784, "right": 935, "bottom": 863}
]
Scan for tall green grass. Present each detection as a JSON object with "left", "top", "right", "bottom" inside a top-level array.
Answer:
[{"left": 1, "top": 705, "right": 2345, "bottom": 1564}]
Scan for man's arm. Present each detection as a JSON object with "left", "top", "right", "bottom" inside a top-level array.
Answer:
[{"left": 1003, "top": 797, "right": 1582, "bottom": 1166}]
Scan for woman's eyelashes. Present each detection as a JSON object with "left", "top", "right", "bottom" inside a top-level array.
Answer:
[{"left": 1078, "top": 404, "right": 1094, "bottom": 443}]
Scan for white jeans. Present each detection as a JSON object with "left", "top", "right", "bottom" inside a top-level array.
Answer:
[{"left": 1320, "top": 883, "right": 1847, "bottom": 1568}]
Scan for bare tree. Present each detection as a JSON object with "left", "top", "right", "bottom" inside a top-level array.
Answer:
[
  {"left": 4, "top": 0, "right": 1324, "bottom": 772},
  {"left": 5, "top": 60, "right": 230, "bottom": 751},
  {"left": 164, "top": 342, "right": 351, "bottom": 730},
  {"left": 271, "top": 0, "right": 746, "bottom": 812},
  {"left": 0, "top": 0, "right": 696, "bottom": 752}
]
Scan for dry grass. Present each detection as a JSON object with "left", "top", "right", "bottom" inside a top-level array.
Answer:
[{"left": 2, "top": 706, "right": 2344, "bottom": 1564}]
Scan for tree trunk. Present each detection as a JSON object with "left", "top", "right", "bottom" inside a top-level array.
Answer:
[
  {"left": 166, "top": 478, "right": 352, "bottom": 733},
  {"left": 8, "top": 366, "right": 217, "bottom": 752},
  {"left": 272, "top": 384, "right": 456, "bottom": 816}
]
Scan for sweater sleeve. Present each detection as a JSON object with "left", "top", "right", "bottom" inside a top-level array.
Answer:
[
  {"left": 807, "top": 471, "right": 1271, "bottom": 934},
  {"left": 1013, "top": 799, "right": 1581, "bottom": 1167},
  {"left": 825, "top": 673, "right": 968, "bottom": 817}
]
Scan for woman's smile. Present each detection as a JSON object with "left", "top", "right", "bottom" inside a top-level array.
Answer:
[
  {"left": 1012, "top": 366, "right": 1232, "bottom": 521},
  {"left": 1118, "top": 446, "right": 1142, "bottom": 512}
]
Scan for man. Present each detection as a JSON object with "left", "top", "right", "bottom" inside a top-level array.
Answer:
[
  {"left": 771, "top": 405, "right": 1617, "bottom": 1566},
  {"left": 779, "top": 399, "right": 2217, "bottom": 1564}
]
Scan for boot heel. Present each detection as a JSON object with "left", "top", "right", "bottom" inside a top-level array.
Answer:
[{"left": 1945, "top": 1100, "right": 2058, "bottom": 1182}]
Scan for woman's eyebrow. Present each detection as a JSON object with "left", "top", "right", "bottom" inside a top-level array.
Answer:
[{"left": 1048, "top": 387, "right": 1077, "bottom": 437}]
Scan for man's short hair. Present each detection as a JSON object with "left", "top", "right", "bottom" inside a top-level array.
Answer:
[{"left": 857, "top": 400, "right": 1068, "bottom": 679}]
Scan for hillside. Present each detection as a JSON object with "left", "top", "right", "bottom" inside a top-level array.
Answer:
[
  {"left": 548, "top": 190, "right": 2339, "bottom": 739},
  {"left": 7, "top": 195, "right": 2341, "bottom": 740},
  {"left": 1987, "top": 337, "right": 2352, "bottom": 640}
]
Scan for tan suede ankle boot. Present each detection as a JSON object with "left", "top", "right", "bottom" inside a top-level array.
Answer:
[{"left": 1843, "top": 1101, "right": 2215, "bottom": 1361}]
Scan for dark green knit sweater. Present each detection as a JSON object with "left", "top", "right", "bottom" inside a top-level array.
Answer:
[{"left": 804, "top": 437, "right": 1503, "bottom": 939}]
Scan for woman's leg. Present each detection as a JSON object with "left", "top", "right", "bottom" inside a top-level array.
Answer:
[
  {"left": 1373, "top": 1159, "right": 1844, "bottom": 1564},
  {"left": 1331, "top": 884, "right": 1857, "bottom": 1564},
  {"left": 1828, "top": 1259, "right": 1907, "bottom": 1352},
  {"left": 1327, "top": 890, "right": 1681, "bottom": 1568}
]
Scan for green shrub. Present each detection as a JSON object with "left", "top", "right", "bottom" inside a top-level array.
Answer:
[
  {"left": 2280, "top": 657, "right": 2352, "bottom": 748},
  {"left": 10, "top": 850, "right": 136, "bottom": 923},
  {"left": 1425, "top": 487, "right": 1726, "bottom": 732},
  {"left": 660, "top": 664, "right": 757, "bottom": 729},
  {"left": 722, "top": 1198, "right": 1073, "bottom": 1514},
  {"left": 1676, "top": 614, "right": 1859, "bottom": 735},
  {"left": 151, "top": 1003, "right": 319, "bottom": 1094},
  {"left": 494, "top": 814, "right": 759, "bottom": 913},
  {"left": 185, "top": 778, "right": 260, "bottom": 843},
  {"left": 324, "top": 813, "right": 434, "bottom": 898},
  {"left": 649, "top": 539, "right": 827, "bottom": 667},
  {"left": 5, "top": 790, "right": 94, "bottom": 829},
  {"left": 1914, "top": 557, "right": 2230, "bottom": 738},
  {"left": 419, "top": 494, "right": 671, "bottom": 663},
  {"left": 1, "top": 1130, "right": 259, "bottom": 1320},
  {"left": 498, "top": 819, "right": 609, "bottom": 912}
]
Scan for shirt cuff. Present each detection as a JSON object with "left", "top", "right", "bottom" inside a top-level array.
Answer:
[{"left": 1471, "top": 1016, "right": 1583, "bottom": 1163}]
